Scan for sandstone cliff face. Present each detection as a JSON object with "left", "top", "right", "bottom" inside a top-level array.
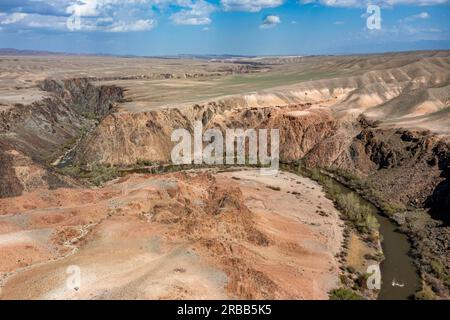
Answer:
[
  {"left": 73, "top": 103, "right": 339, "bottom": 166},
  {"left": 346, "top": 127, "right": 449, "bottom": 208},
  {"left": 0, "top": 141, "right": 24, "bottom": 198},
  {"left": 74, "top": 110, "right": 181, "bottom": 165},
  {"left": 39, "top": 78, "right": 123, "bottom": 118}
]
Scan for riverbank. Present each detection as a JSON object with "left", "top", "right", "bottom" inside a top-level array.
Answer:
[
  {"left": 280, "top": 164, "right": 388, "bottom": 299},
  {"left": 308, "top": 165, "right": 448, "bottom": 300}
]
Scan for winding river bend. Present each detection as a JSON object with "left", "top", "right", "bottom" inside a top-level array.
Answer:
[
  {"left": 122, "top": 163, "right": 422, "bottom": 299},
  {"left": 281, "top": 164, "right": 421, "bottom": 300},
  {"left": 325, "top": 177, "right": 420, "bottom": 300}
]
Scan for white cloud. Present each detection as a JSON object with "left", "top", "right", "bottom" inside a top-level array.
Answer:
[
  {"left": 260, "top": 14, "right": 281, "bottom": 28},
  {"left": 0, "top": 0, "right": 216, "bottom": 32},
  {"left": 171, "top": 15, "right": 211, "bottom": 25},
  {"left": 0, "top": 13, "right": 27, "bottom": 25},
  {"left": 1, "top": 0, "right": 446, "bottom": 34},
  {"left": 66, "top": 0, "right": 100, "bottom": 17},
  {"left": 9, "top": 13, "right": 68, "bottom": 30},
  {"left": 222, "top": 0, "right": 284, "bottom": 12},
  {"left": 405, "top": 11, "right": 431, "bottom": 20},
  {"left": 108, "top": 19, "right": 156, "bottom": 32},
  {"left": 0, "top": 0, "right": 160, "bottom": 32},
  {"left": 170, "top": 0, "right": 215, "bottom": 25}
]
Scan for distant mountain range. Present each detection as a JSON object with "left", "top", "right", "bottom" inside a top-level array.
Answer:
[
  {"left": 0, "top": 48, "right": 78, "bottom": 56},
  {"left": 0, "top": 48, "right": 257, "bottom": 60}
]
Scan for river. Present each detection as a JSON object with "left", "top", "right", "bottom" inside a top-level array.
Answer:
[{"left": 282, "top": 163, "right": 421, "bottom": 300}]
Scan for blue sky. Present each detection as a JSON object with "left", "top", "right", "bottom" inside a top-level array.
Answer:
[{"left": 0, "top": 0, "right": 449, "bottom": 55}]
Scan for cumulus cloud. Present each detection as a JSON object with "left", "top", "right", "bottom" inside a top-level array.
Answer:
[
  {"left": 0, "top": 0, "right": 157, "bottom": 32},
  {"left": 65, "top": 0, "right": 159, "bottom": 31},
  {"left": 260, "top": 14, "right": 281, "bottom": 28},
  {"left": 0, "top": 12, "right": 27, "bottom": 25},
  {"left": 0, "top": 0, "right": 216, "bottom": 32},
  {"left": 108, "top": 19, "right": 156, "bottom": 32},
  {"left": 66, "top": 0, "right": 100, "bottom": 17},
  {"left": 170, "top": 0, "right": 215, "bottom": 25},
  {"left": 221, "top": 0, "right": 284, "bottom": 12},
  {"left": 0, "top": 0, "right": 446, "bottom": 33},
  {"left": 0, "top": 12, "right": 68, "bottom": 30}
]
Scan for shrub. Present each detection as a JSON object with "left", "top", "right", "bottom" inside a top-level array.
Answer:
[
  {"left": 430, "top": 260, "right": 448, "bottom": 280},
  {"left": 329, "top": 288, "right": 363, "bottom": 300},
  {"left": 335, "top": 193, "right": 379, "bottom": 234},
  {"left": 414, "top": 285, "right": 436, "bottom": 300},
  {"left": 57, "top": 164, "right": 119, "bottom": 186},
  {"left": 58, "top": 165, "right": 82, "bottom": 177},
  {"left": 301, "top": 166, "right": 380, "bottom": 234},
  {"left": 136, "top": 159, "right": 156, "bottom": 167},
  {"left": 89, "top": 164, "right": 119, "bottom": 186},
  {"left": 81, "top": 111, "right": 99, "bottom": 120}
]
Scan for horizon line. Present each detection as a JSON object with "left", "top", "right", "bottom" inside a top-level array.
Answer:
[{"left": 1, "top": 47, "right": 450, "bottom": 59}]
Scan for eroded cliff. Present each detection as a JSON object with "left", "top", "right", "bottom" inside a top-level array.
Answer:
[{"left": 0, "top": 78, "right": 123, "bottom": 197}]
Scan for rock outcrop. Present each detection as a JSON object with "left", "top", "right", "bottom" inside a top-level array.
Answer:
[{"left": 0, "top": 78, "right": 123, "bottom": 197}]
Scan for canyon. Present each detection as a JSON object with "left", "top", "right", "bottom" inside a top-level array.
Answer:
[{"left": 0, "top": 51, "right": 449, "bottom": 299}]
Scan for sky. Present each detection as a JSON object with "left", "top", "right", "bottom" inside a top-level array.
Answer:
[{"left": 0, "top": 0, "right": 449, "bottom": 56}]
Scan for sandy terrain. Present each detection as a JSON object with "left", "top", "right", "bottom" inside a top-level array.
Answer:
[{"left": 0, "top": 169, "right": 343, "bottom": 300}]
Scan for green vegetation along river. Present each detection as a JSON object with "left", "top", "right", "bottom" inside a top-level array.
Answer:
[{"left": 282, "top": 164, "right": 421, "bottom": 300}]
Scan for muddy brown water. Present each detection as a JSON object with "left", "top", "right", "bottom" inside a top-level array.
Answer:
[
  {"left": 375, "top": 211, "right": 421, "bottom": 300},
  {"left": 325, "top": 177, "right": 420, "bottom": 300}
]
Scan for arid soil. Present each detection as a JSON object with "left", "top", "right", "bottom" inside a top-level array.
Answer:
[{"left": 0, "top": 169, "right": 343, "bottom": 300}]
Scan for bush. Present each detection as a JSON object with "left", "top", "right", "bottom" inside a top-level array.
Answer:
[
  {"left": 57, "top": 164, "right": 119, "bottom": 186},
  {"left": 304, "top": 166, "right": 380, "bottom": 235},
  {"left": 136, "top": 159, "right": 157, "bottom": 167},
  {"left": 330, "top": 167, "right": 360, "bottom": 183},
  {"left": 364, "top": 214, "right": 380, "bottom": 232},
  {"left": 430, "top": 260, "right": 448, "bottom": 280},
  {"left": 414, "top": 285, "right": 436, "bottom": 300},
  {"left": 329, "top": 288, "right": 363, "bottom": 300},
  {"left": 335, "top": 193, "right": 379, "bottom": 234},
  {"left": 88, "top": 164, "right": 119, "bottom": 186},
  {"left": 81, "top": 111, "right": 99, "bottom": 120},
  {"left": 58, "top": 165, "right": 82, "bottom": 177}
]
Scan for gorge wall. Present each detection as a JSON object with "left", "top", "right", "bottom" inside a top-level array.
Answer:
[{"left": 0, "top": 78, "right": 123, "bottom": 197}]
